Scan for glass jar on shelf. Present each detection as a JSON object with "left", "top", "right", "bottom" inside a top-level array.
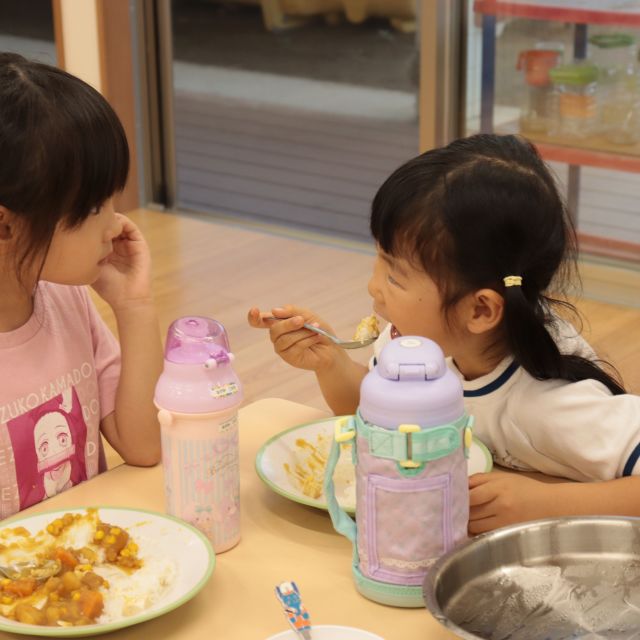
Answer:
[
  {"left": 516, "top": 48, "right": 562, "bottom": 133},
  {"left": 589, "top": 33, "right": 639, "bottom": 145},
  {"left": 549, "top": 63, "right": 599, "bottom": 138}
]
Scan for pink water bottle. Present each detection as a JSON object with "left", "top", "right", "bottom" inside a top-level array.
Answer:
[{"left": 154, "top": 316, "right": 242, "bottom": 553}]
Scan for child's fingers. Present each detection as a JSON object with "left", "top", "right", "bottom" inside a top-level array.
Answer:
[
  {"left": 469, "top": 497, "right": 498, "bottom": 521},
  {"left": 114, "top": 213, "right": 140, "bottom": 240},
  {"left": 271, "top": 319, "right": 325, "bottom": 352},
  {"left": 468, "top": 480, "right": 497, "bottom": 507},
  {"left": 468, "top": 472, "right": 492, "bottom": 489},
  {"left": 271, "top": 304, "right": 324, "bottom": 326},
  {"left": 468, "top": 515, "right": 499, "bottom": 536},
  {"left": 268, "top": 315, "right": 306, "bottom": 341},
  {"left": 247, "top": 307, "right": 277, "bottom": 328},
  {"left": 274, "top": 331, "right": 323, "bottom": 357}
]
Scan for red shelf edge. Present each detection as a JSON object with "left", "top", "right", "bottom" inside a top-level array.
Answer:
[
  {"left": 474, "top": 1, "right": 640, "bottom": 26},
  {"left": 532, "top": 142, "right": 640, "bottom": 173}
]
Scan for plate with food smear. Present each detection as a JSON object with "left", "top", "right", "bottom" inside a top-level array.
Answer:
[
  {"left": 255, "top": 417, "right": 493, "bottom": 514},
  {"left": 0, "top": 507, "right": 215, "bottom": 636}
]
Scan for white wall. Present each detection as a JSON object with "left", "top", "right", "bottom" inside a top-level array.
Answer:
[{"left": 58, "top": 0, "right": 102, "bottom": 92}]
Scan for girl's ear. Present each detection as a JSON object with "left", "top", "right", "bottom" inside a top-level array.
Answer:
[
  {"left": 0, "top": 206, "right": 14, "bottom": 241},
  {"left": 463, "top": 288, "right": 504, "bottom": 335}
]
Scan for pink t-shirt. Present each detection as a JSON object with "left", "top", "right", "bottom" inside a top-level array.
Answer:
[{"left": 0, "top": 282, "right": 120, "bottom": 518}]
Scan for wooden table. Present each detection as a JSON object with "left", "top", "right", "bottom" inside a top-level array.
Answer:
[{"left": 1, "top": 398, "right": 458, "bottom": 640}]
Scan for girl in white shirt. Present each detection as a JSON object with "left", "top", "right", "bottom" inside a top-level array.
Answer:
[{"left": 249, "top": 133, "right": 640, "bottom": 534}]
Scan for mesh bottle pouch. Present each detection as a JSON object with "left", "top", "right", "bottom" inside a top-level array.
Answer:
[{"left": 323, "top": 336, "right": 472, "bottom": 607}]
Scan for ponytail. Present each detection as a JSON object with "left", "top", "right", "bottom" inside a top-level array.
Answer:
[{"left": 502, "top": 286, "right": 626, "bottom": 395}]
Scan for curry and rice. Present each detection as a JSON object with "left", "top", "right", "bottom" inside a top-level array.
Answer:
[{"left": 0, "top": 509, "right": 175, "bottom": 627}]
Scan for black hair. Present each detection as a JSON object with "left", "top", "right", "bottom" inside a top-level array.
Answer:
[
  {"left": 0, "top": 52, "right": 129, "bottom": 281},
  {"left": 370, "top": 133, "right": 625, "bottom": 395}
]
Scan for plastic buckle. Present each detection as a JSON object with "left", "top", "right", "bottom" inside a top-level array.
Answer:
[
  {"left": 398, "top": 424, "right": 421, "bottom": 468},
  {"left": 335, "top": 417, "right": 356, "bottom": 443},
  {"left": 463, "top": 415, "right": 474, "bottom": 460}
]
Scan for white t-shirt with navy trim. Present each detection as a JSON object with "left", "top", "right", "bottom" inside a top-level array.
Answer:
[{"left": 372, "top": 321, "right": 640, "bottom": 482}]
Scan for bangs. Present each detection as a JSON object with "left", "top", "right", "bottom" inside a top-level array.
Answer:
[
  {"left": 370, "top": 158, "right": 452, "bottom": 280},
  {"left": 1, "top": 60, "right": 129, "bottom": 226},
  {"left": 43, "top": 69, "right": 129, "bottom": 226}
]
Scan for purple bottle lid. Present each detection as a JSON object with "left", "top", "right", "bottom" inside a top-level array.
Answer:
[
  {"left": 155, "top": 316, "right": 241, "bottom": 414},
  {"left": 164, "top": 316, "right": 230, "bottom": 364},
  {"left": 360, "top": 336, "right": 464, "bottom": 429}
]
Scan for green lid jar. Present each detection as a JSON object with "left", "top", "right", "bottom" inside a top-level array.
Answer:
[
  {"left": 549, "top": 63, "right": 598, "bottom": 87},
  {"left": 589, "top": 33, "right": 635, "bottom": 49},
  {"left": 588, "top": 33, "right": 637, "bottom": 81}
]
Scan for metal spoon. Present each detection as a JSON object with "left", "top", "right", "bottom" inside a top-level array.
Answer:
[
  {"left": 0, "top": 559, "right": 60, "bottom": 581},
  {"left": 265, "top": 317, "right": 377, "bottom": 349}
]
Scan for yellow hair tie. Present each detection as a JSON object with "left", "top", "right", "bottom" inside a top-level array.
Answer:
[{"left": 503, "top": 275, "right": 523, "bottom": 287}]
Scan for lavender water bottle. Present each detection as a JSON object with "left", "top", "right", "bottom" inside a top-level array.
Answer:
[
  {"left": 323, "top": 336, "right": 472, "bottom": 607},
  {"left": 154, "top": 316, "right": 242, "bottom": 553}
]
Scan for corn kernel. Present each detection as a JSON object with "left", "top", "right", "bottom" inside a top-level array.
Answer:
[
  {"left": 76, "top": 564, "right": 92, "bottom": 572},
  {"left": 72, "top": 592, "right": 81, "bottom": 601},
  {"left": 50, "top": 592, "right": 59, "bottom": 601},
  {"left": 2, "top": 596, "right": 12, "bottom": 605},
  {"left": 1, "top": 579, "right": 10, "bottom": 587},
  {"left": 94, "top": 531, "right": 105, "bottom": 541},
  {"left": 105, "top": 535, "right": 116, "bottom": 545},
  {"left": 128, "top": 542, "right": 138, "bottom": 553},
  {"left": 120, "top": 549, "right": 130, "bottom": 557},
  {"left": 103, "top": 581, "right": 110, "bottom": 589},
  {"left": 109, "top": 527, "right": 121, "bottom": 536}
]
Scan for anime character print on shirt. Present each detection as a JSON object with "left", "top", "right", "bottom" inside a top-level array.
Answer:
[{"left": 6, "top": 387, "right": 88, "bottom": 509}]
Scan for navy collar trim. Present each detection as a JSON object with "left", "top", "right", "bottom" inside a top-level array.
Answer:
[
  {"left": 463, "top": 361, "right": 520, "bottom": 398},
  {"left": 623, "top": 442, "right": 640, "bottom": 476}
]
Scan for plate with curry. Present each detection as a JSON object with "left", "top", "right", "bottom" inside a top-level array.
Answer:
[
  {"left": 255, "top": 417, "right": 493, "bottom": 514},
  {"left": 0, "top": 507, "right": 215, "bottom": 636}
]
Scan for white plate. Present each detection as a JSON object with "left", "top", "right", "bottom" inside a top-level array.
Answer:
[
  {"left": 255, "top": 417, "right": 493, "bottom": 514},
  {"left": 266, "top": 624, "right": 385, "bottom": 640},
  {"left": 0, "top": 507, "right": 215, "bottom": 637}
]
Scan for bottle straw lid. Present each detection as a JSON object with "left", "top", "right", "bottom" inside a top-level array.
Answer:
[{"left": 164, "top": 316, "right": 230, "bottom": 364}]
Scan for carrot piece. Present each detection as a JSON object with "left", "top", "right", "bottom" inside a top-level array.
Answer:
[
  {"left": 79, "top": 590, "right": 104, "bottom": 619},
  {"left": 54, "top": 547, "right": 78, "bottom": 568},
  {"left": 5, "top": 578, "right": 37, "bottom": 597}
]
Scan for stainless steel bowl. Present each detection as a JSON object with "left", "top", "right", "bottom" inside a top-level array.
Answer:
[{"left": 423, "top": 517, "right": 640, "bottom": 639}]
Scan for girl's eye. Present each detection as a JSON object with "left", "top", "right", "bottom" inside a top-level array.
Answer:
[{"left": 387, "top": 274, "right": 400, "bottom": 286}]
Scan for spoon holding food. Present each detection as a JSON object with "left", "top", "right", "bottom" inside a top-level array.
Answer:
[{"left": 257, "top": 312, "right": 380, "bottom": 350}]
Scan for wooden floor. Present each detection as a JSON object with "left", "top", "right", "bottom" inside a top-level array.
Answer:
[{"left": 93, "top": 209, "right": 640, "bottom": 414}]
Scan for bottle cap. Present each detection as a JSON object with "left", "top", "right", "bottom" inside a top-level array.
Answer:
[
  {"left": 360, "top": 337, "right": 464, "bottom": 429},
  {"left": 164, "top": 316, "right": 230, "bottom": 364},
  {"left": 155, "top": 316, "right": 242, "bottom": 414}
]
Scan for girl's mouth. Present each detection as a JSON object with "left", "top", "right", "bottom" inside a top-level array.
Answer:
[{"left": 390, "top": 325, "right": 401, "bottom": 339}]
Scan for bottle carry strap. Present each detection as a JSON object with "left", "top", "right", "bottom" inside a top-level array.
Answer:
[
  {"left": 323, "top": 416, "right": 357, "bottom": 545},
  {"left": 355, "top": 411, "right": 473, "bottom": 465}
]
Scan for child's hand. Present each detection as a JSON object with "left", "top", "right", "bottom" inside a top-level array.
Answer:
[
  {"left": 468, "top": 470, "right": 554, "bottom": 535},
  {"left": 92, "top": 214, "right": 153, "bottom": 311},
  {"left": 248, "top": 305, "right": 343, "bottom": 372}
]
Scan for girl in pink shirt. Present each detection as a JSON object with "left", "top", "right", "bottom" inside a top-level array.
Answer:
[{"left": 0, "top": 53, "right": 162, "bottom": 518}]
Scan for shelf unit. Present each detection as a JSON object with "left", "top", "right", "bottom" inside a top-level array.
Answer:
[{"left": 473, "top": 0, "right": 640, "bottom": 262}]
